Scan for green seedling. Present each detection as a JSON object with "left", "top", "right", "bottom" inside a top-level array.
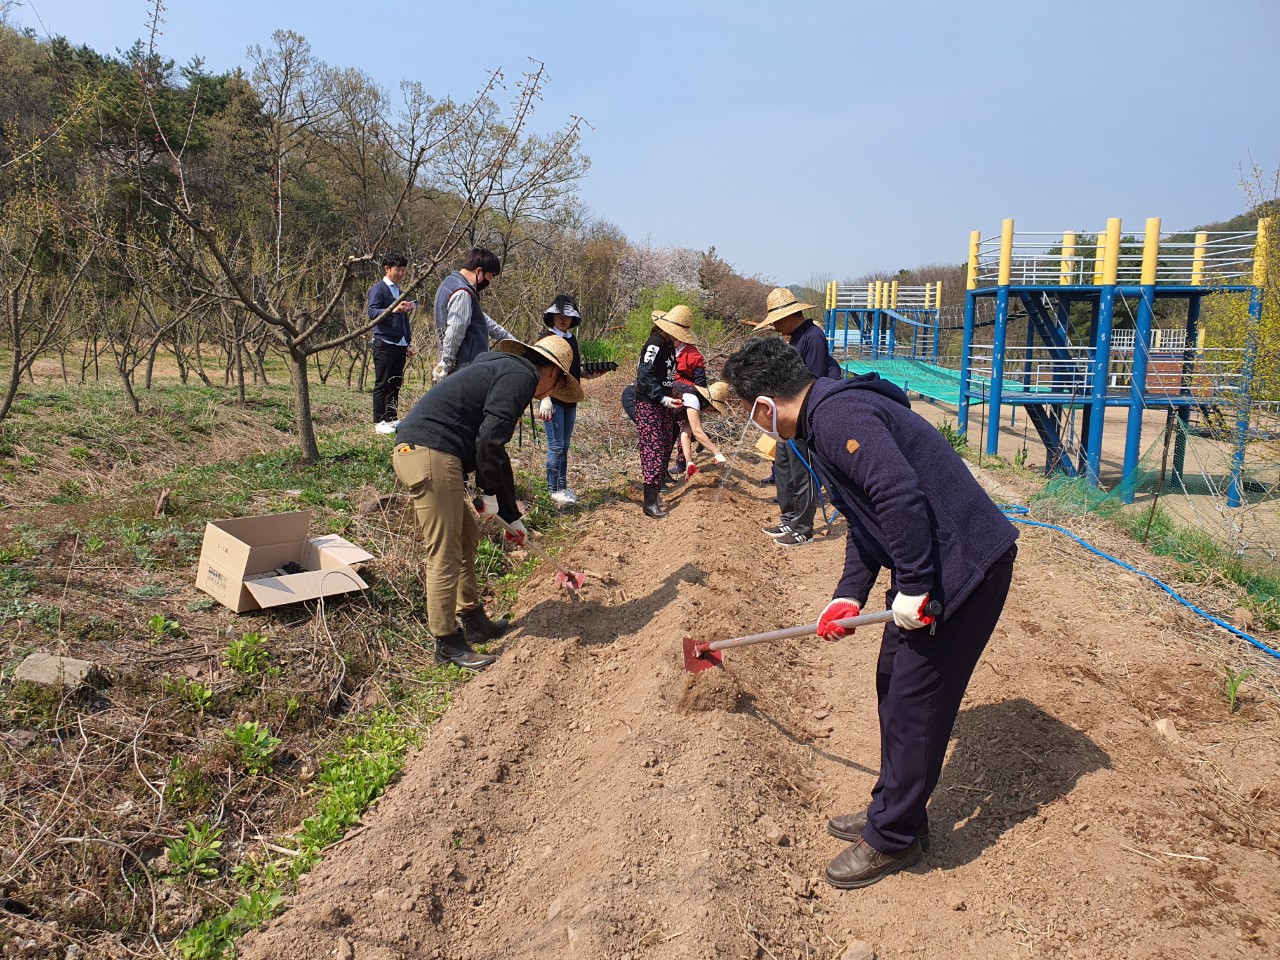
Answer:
[
  {"left": 1223, "top": 665, "right": 1255, "bottom": 714},
  {"left": 166, "top": 820, "right": 224, "bottom": 879},
  {"left": 163, "top": 676, "right": 214, "bottom": 713},
  {"left": 225, "top": 632, "right": 270, "bottom": 674},
  {"left": 225, "top": 721, "right": 281, "bottom": 775},
  {"left": 147, "top": 613, "right": 185, "bottom": 640}
]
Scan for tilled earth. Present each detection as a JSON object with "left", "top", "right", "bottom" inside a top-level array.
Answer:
[{"left": 239, "top": 458, "right": 1280, "bottom": 960}]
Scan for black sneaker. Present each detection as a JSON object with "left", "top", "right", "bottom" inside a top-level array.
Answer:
[
  {"left": 775, "top": 529, "right": 814, "bottom": 547},
  {"left": 762, "top": 523, "right": 790, "bottom": 538}
]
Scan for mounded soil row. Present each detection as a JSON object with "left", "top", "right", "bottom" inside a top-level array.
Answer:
[{"left": 239, "top": 459, "right": 1280, "bottom": 960}]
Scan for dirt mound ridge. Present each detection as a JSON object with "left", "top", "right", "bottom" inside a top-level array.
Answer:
[{"left": 239, "top": 463, "right": 1280, "bottom": 960}]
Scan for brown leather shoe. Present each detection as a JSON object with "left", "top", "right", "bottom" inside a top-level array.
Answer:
[
  {"left": 824, "top": 837, "right": 922, "bottom": 890},
  {"left": 827, "top": 810, "right": 931, "bottom": 851}
]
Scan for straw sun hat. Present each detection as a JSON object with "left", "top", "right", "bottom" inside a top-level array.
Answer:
[
  {"left": 651, "top": 304, "right": 701, "bottom": 345},
  {"left": 754, "top": 287, "right": 816, "bottom": 330},
  {"left": 495, "top": 336, "right": 585, "bottom": 403},
  {"left": 694, "top": 381, "right": 731, "bottom": 416}
]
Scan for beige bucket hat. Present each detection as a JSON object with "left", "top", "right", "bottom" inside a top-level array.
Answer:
[
  {"left": 651, "top": 304, "right": 701, "bottom": 345},
  {"left": 494, "top": 336, "right": 585, "bottom": 403},
  {"left": 694, "top": 381, "right": 731, "bottom": 416},
  {"left": 754, "top": 287, "right": 816, "bottom": 330}
]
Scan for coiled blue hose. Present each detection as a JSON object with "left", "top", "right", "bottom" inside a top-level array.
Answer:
[{"left": 999, "top": 503, "right": 1280, "bottom": 662}]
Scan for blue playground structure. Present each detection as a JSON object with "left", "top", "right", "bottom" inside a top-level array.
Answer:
[{"left": 824, "top": 217, "right": 1271, "bottom": 506}]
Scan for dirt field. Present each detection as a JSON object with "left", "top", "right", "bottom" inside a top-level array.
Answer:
[{"left": 235, "top": 457, "right": 1280, "bottom": 960}]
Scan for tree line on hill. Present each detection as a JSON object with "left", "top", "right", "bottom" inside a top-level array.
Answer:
[{"left": 0, "top": 14, "right": 773, "bottom": 460}]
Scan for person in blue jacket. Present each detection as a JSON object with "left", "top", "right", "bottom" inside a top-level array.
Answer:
[
  {"left": 753, "top": 287, "right": 842, "bottom": 546},
  {"left": 723, "top": 335, "right": 1019, "bottom": 891},
  {"left": 366, "top": 253, "right": 417, "bottom": 434}
]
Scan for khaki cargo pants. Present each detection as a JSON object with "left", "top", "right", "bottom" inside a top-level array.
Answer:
[{"left": 392, "top": 443, "right": 481, "bottom": 637}]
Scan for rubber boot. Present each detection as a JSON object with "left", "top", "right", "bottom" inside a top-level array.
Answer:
[
  {"left": 460, "top": 607, "right": 512, "bottom": 644},
  {"left": 433, "top": 629, "right": 496, "bottom": 670},
  {"left": 643, "top": 483, "right": 667, "bottom": 520}
]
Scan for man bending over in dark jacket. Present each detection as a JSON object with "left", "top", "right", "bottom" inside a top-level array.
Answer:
[
  {"left": 393, "top": 336, "right": 583, "bottom": 669},
  {"left": 723, "top": 336, "right": 1018, "bottom": 890}
]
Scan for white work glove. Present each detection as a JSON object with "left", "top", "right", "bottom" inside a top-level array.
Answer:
[
  {"left": 891, "top": 591, "right": 931, "bottom": 631},
  {"left": 713, "top": 452, "right": 727, "bottom": 464},
  {"left": 473, "top": 495, "right": 500, "bottom": 520},
  {"left": 538, "top": 397, "right": 554, "bottom": 421},
  {"left": 431, "top": 362, "right": 448, "bottom": 383},
  {"left": 503, "top": 519, "right": 528, "bottom": 546},
  {"left": 660, "top": 396, "right": 684, "bottom": 410}
]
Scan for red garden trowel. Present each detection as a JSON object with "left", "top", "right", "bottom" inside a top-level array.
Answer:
[{"left": 683, "top": 601, "right": 941, "bottom": 672}]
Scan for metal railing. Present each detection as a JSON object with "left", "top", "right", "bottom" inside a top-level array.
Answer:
[
  {"left": 973, "top": 229, "right": 1259, "bottom": 286},
  {"left": 966, "top": 343, "right": 1247, "bottom": 396}
]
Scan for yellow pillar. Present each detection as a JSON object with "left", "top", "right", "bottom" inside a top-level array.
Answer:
[
  {"left": 966, "top": 230, "right": 980, "bottom": 290},
  {"left": 935, "top": 279, "right": 942, "bottom": 308},
  {"left": 1190, "top": 231, "right": 1208, "bottom": 286},
  {"left": 866, "top": 282, "right": 874, "bottom": 308},
  {"left": 1092, "top": 228, "right": 1108, "bottom": 284},
  {"left": 1103, "top": 218, "right": 1122, "bottom": 285},
  {"left": 1060, "top": 231, "right": 1077, "bottom": 286},
  {"left": 891, "top": 280, "right": 899, "bottom": 309},
  {"left": 923, "top": 283, "right": 932, "bottom": 309},
  {"left": 1140, "top": 217, "right": 1161, "bottom": 286},
  {"left": 1254, "top": 217, "right": 1272, "bottom": 287},
  {"left": 998, "top": 218, "right": 1015, "bottom": 286}
]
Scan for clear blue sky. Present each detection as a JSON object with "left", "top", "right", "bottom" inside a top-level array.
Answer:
[{"left": 12, "top": 0, "right": 1279, "bottom": 285}]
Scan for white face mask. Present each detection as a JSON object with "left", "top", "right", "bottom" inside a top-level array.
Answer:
[{"left": 750, "top": 396, "right": 783, "bottom": 442}]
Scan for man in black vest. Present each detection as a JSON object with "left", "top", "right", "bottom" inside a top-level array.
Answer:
[
  {"left": 366, "top": 253, "right": 416, "bottom": 434},
  {"left": 723, "top": 336, "right": 1018, "bottom": 890},
  {"left": 432, "top": 248, "right": 513, "bottom": 380}
]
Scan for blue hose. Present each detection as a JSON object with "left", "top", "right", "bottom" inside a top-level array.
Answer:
[
  {"left": 999, "top": 504, "right": 1280, "bottom": 662},
  {"left": 788, "top": 439, "right": 839, "bottom": 524}
]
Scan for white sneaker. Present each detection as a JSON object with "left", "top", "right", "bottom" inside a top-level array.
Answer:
[
  {"left": 550, "top": 489, "right": 572, "bottom": 505},
  {"left": 559, "top": 488, "right": 578, "bottom": 504},
  {"left": 375, "top": 421, "right": 397, "bottom": 434}
]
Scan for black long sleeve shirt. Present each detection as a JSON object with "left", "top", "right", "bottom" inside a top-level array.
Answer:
[{"left": 396, "top": 353, "right": 538, "bottom": 521}]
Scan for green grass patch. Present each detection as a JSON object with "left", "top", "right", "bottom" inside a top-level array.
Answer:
[{"left": 174, "top": 663, "right": 468, "bottom": 959}]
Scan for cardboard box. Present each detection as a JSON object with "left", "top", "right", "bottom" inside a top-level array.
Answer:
[{"left": 195, "top": 511, "right": 373, "bottom": 613}]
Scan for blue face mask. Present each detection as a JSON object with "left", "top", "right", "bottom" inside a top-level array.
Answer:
[{"left": 750, "top": 397, "right": 782, "bottom": 442}]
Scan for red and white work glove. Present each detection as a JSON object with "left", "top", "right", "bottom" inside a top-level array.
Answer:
[
  {"left": 817, "top": 598, "right": 862, "bottom": 641},
  {"left": 473, "top": 495, "right": 500, "bottom": 520},
  {"left": 891, "top": 591, "right": 932, "bottom": 631},
  {"left": 538, "top": 397, "right": 554, "bottom": 421},
  {"left": 713, "top": 452, "right": 727, "bottom": 465},
  {"left": 503, "top": 519, "right": 528, "bottom": 546},
  {"left": 660, "top": 396, "right": 684, "bottom": 410}
]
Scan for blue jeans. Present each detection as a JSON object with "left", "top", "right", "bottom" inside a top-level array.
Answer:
[{"left": 544, "top": 402, "right": 577, "bottom": 491}]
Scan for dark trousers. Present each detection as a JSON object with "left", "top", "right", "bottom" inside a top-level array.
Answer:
[
  {"left": 774, "top": 436, "right": 817, "bottom": 537},
  {"left": 372, "top": 340, "right": 408, "bottom": 423},
  {"left": 863, "top": 547, "right": 1017, "bottom": 853}
]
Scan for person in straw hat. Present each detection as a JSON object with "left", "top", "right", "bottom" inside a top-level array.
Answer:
[
  {"left": 393, "top": 335, "right": 582, "bottom": 669},
  {"left": 752, "top": 287, "right": 843, "bottom": 546},
  {"left": 669, "top": 336, "right": 729, "bottom": 480},
  {"left": 634, "top": 305, "right": 699, "bottom": 519}
]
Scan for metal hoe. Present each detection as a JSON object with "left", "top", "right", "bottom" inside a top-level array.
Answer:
[
  {"left": 683, "top": 605, "right": 942, "bottom": 673},
  {"left": 495, "top": 517, "right": 586, "bottom": 592}
]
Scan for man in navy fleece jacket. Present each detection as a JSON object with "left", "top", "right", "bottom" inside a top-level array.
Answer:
[
  {"left": 752, "top": 287, "right": 842, "bottom": 546},
  {"left": 723, "top": 336, "right": 1018, "bottom": 891}
]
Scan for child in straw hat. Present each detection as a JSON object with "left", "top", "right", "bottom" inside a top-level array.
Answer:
[
  {"left": 633, "top": 305, "right": 699, "bottom": 519},
  {"left": 536, "top": 294, "right": 586, "bottom": 506},
  {"left": 393, "top": 336, "right": 581, "bottom": 669},
  {"left": 670, "top": 340, "right": 729, "bottom": 480}
]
